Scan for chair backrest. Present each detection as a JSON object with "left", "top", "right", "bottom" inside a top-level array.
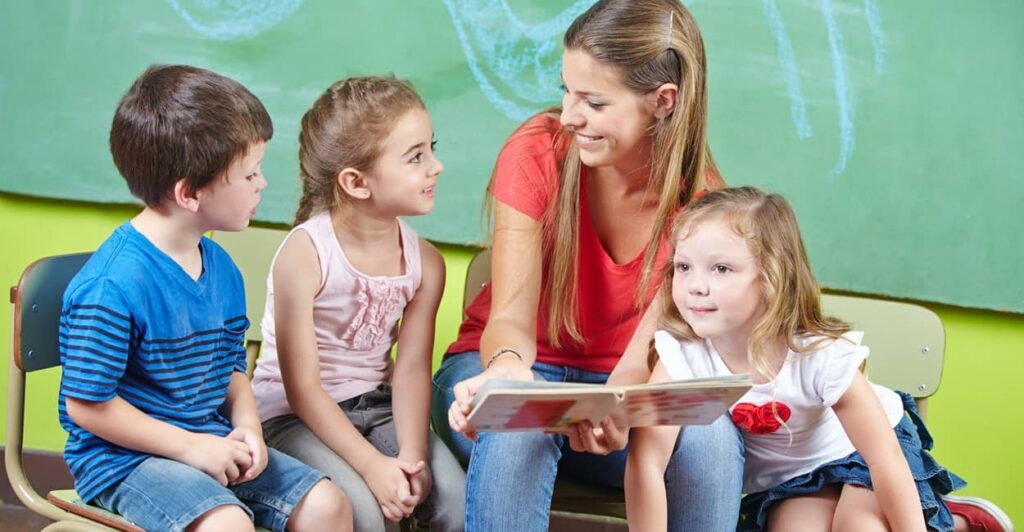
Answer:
[
  {"left": 464, "top": 248, "right": 491, "bottom": 315},
  {"left": 212, "top": 226, "right": 289, "bottom": 345},
  {"left": 461, "top": 249, "right": 945, "bottom": 408},
  {"left": 212, "top": 226, "right": 289, "bottom": 375},
  {"left": 11, "top": 253, "right": 92, "bottom": 373},
  {"left": 5, "top": 252, "right": 264, "bottom": 531},
  {"left": 821, "top": 294, "right": 945, "bottom": 400}
]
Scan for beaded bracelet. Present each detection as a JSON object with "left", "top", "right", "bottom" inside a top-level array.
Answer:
[{"left": 485, "top": 348, "right": 524, "bottom": 369}]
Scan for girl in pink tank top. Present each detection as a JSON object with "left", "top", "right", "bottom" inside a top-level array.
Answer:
[{"left": 251, "top": 77, "right": 465, "bottom": 531}]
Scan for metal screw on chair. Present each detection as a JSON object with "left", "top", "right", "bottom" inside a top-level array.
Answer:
[
  {"left": 918, "top": 384, "right": 927, "bottom": 391},
  {"left": 920, "top": 347, "right": 929, "bottom": 355},
  {"left": 27, "top": 349, "right": 35, "bottom": 359},
  {"left": 31, "top": 304, "right": 39, "bottom": 312}
]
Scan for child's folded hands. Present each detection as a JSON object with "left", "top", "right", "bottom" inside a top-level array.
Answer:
[{"left": 179, "top": 432, "right": 253, "bottom": 486}]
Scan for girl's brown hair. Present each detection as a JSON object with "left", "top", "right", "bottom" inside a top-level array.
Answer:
[
  {"left": 651, "top": 186, "right": 850, "bottom": 379},
  {"left": 294, "top": 76, "right": 424, "bottom": 225}
]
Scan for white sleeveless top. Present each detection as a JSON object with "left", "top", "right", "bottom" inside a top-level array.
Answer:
[{"left": 252, "top": 212, "right": 422, "bottom": 421}]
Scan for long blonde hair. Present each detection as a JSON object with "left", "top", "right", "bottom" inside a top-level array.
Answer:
[
  {"left": 653, "top": 187, "right": 849, "bottom": 380},
  {"left": 486, "top": 0, "right": 720, "bottom": 347},
  {"left": 294, "top": 76, "right": 425, "bottom": 226}
]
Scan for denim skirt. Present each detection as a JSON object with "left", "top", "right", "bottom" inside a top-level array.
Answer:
[{"left": 738, "top": 392, "right": 966, "bottom": 532}]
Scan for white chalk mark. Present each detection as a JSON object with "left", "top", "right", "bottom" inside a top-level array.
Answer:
[
  {"left": 165, "top": 0, "right": 303, "bottom": 41},
  {"left": 863, "top": 0, "right": 887, "bottom": 74},
  {"left": 443, "top": 0, "right": 592, "bottom": 120},
  {"left": 821, "top": 0, "right": 854, "bottom": 177},
  {"left": 763, "top": 0, "right": 813, "bottom": 139},
  {"left": 443, "top": 0, "right": 884, "bottom": 178}
]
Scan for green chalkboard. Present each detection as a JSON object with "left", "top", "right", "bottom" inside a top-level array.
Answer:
[{"left": 1, "top": 1, "right": 1022, "bottom": 313}]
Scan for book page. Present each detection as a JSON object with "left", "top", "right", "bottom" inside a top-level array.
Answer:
[{"left": 468, "top": 386, "right": 619, "bottom": 432}]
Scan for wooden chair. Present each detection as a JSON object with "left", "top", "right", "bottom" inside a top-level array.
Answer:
[
  {"left": 463, "top": 248, "right": 947, "bottom": 526},
  {"left": 6, "top": 252, "right": 143, "bottom": 531},
  {"left": 820, "top": 293, "right": 944, "bottom": 420},
  {"left": 6, "top": 252, "right": 276, "bottom": 531}
]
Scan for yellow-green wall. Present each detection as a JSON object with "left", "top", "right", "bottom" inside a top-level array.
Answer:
[{"left": 2, "top": 193, "right": 1020, "bottom": 525}]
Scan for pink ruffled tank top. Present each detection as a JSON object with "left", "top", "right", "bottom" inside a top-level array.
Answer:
[{"left": 252, "top": 212, "right": 422, "bottom": 420}]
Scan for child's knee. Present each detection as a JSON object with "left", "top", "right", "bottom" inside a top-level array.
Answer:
[
  {"left": 187, "top": 504, "right": 254, "bottom": 532},
  {"left": 292, "top": 479, "right": 352, "bottom": 532},
  {"left": 831, "top": 514, "right": 888, "bottom": 532}
]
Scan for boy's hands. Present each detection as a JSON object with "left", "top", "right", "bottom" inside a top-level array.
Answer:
[
  {"left": 180, "top": 432, "right": 252, "bottom": 486},
  {"left": 363, "top": 455, "right": 426, "bottom": 522},
  {"left": 227, "top": 426, "right": 268, "bottom": 483}
]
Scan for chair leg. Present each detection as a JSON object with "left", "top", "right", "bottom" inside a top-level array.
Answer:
[
  {"left": 42, "top": 521, "right": 114, "bottom": 531},
  {"left": 6, "top": 351, "right": 97, "bottom": 527}
]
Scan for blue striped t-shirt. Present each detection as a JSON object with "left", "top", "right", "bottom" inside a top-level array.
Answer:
[{"left": 58, "top": 222, "right": 249, "bottom": 502}]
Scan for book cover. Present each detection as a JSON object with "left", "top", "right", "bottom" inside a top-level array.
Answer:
[{"left": 467, "top": 375, "right": 751, "bottom": 432}]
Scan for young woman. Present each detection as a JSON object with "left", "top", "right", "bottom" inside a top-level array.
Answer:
[{"left": 432, "top": 1, "right": 740, "bottom": 529}]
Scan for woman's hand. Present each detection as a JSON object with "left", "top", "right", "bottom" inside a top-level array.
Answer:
[
  {"left": 566, "top": 416, "right": 629, "bottom": 455},
  {"left": 447, "top": 358, "right": 534, "bottom": 440}
]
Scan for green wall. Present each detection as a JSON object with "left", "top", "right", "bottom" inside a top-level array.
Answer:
[
  {"left": 4, "top": 1, "right": 1024, "bottom": 313},
  {"left": 1, "top": 193, "right": 1020, "bottom": 525}
]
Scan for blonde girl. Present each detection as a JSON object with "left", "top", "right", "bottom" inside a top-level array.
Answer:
[
  {"left": 251, "top": 77, "right": 464, "bottom": 532},
  {"left": 627, "top": 186, "right": 974, "bottom": 531}
]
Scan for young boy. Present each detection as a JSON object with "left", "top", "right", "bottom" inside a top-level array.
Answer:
[{"left": 58, "top": 64, "right": 352, "bottom": 532}]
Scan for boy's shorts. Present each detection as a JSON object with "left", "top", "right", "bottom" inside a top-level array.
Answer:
[{"left": 94, "top": 448, "right": 326, "bottom": 532}]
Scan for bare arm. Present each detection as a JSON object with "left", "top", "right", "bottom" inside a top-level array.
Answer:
[
  {"left": 221, "top": 370, "right": 268, "bottom": 481},
  {"left": 67, "top": 396, "right": 206, "bottom": 462},
  {"left": 834, "top": 373, "right": 926, "bottom": 531},
  {"left": 449, "top": 201, "right": 541, "bottom": 434},
  {"left": 65, "top": 396, "right": 251, "bottom": 485},
  {"left": 478, "top": 201, "right": 543, "bottom": 373},
  {"left": 391, "top": 240, "right": 445, "bottom": 464},
  {"left": 272, "top": 230, "right": 382, "bottom": 470},
  {"left": 624, "top": 361, "right": 682, "bottom": 531},
  {"left": 222, "top": 371, "right": 263, "bottom": 435}
]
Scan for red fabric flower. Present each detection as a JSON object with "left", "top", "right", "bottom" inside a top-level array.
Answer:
[{"left": 731, "top": 402, "right": 791, "bottom": 435}]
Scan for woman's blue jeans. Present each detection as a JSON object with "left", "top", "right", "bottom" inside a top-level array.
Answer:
[{"left": 431, "top": 352, "right": 744, "bottom": 531}]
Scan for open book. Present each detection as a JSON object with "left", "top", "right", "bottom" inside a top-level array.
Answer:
[{"left": 467, "top": 375, "right": 751, "bottom": 432}]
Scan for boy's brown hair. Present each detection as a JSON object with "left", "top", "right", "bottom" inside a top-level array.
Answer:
[{"left": 109, "top": 64, "right": 272, "bottom": 207}]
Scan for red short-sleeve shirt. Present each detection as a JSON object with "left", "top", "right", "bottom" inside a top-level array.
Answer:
[{"left": 446, "top": 114, "right": 676, "bottom": 373}]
